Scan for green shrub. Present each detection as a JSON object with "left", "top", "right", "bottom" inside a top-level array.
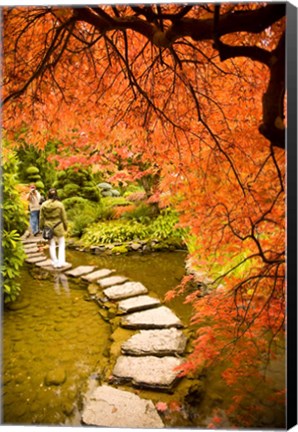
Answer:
[
  {"left": 66, "top": 200, "right": 104, "bottom": 238},
  {"left": 81, "top": 220, "right": 149, "bottom": 245},
  {"left": 16, "top": 141, "right": 58, "bottom": 190},
  {"left": 57, "top": 171, "right": 67, "bottom": 180},
  {"left": 1, "top": 146, "right": 28, "bottom": 303},
  {"left": 63, "top": 196, "right": 90, "bottom": 210},
  {"left": 102, "top": 196, "right": 131, "bottom": 207},
  {"left": 121, "top": 203, "right": 156, "bottom": 221},
  {"left": 123, "top": 184, "right": 144, "bottom": 196},
  {"left": 1, "top": 230, "right": 26, "bottom": 303},
  {"left": 55, "top": 167, "right": 100, "bottom": 202},
  {"left": 35, "top": 180, "right": 45, "bottom": 190},
  {"left": 57, "top": 188, "right": 66, "bottom": 200},
  {"left": 80, "top": 209, "right": 186, "bottom": 248},
  {"left": 111, "top": 245, "right": 129, "bottom": 254},
  {"left": 149, "top": 210, "right": 186, "bottom": 244},
  {"left": 28, "top": 174, "right": 42, "bottom": 181},
  {"left": 81, "top": 186, "right": 100, "bottom": 201},
  {"left": 63, "top": 183, "right": 80, "bottom": 196},
  {"left": 26, "top": 166, "right": 40, "bottom": 175}
]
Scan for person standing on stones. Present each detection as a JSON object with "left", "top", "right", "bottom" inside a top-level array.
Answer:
[
  {"left": 39, "top": 188, "right": 68, "bottom": 268},
  {"left": 26, "top": 184, "right": 41, "bottom": 236}
]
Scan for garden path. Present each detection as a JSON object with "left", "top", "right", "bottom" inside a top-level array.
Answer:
[{"left": 22, "top": 236, "right": 188, "bottom": 427}]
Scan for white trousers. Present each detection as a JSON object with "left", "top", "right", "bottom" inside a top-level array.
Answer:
[{"left": 49, "top": 236, "right": 66, "bottom": 267}]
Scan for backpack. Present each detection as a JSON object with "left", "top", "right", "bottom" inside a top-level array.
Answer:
[{"left": 42, "top": 221, "right": 62, "bottom": 240}]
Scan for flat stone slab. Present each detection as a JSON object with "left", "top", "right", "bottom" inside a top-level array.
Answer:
[
  {"left": 103, "top": 281, "right": 148, "bottom": 301},
  {"left": 35, "top": 259, "right": 72, "bottom": 272},
  {"left": 25, "top": 252, "right": 46, "bottom": 258},
  {"left": 81, "top": 268, "right": 114, "bottom": 282},
  {"left": 22, "top": 238, "right": 41, "bottom": 244},
  {"left": 65, "top": 265, "right": 96, "bottom": 277},
  {"left": 36, "top": 259, "right": 54, "bottom": 267},
  {"left": 121, "top": 306, "right": 183, "bottom": 329},
  {"left": 25, "top": 255, "right": 48, "bottom": 264},
  {"left": 118, "top": 295, "right": 160, "bottom": 314},
  {"left": 121, "top": 328, "right": 187, "bottom": 356},
  {"left": 98, "top": 275, "right": 129, "bottom": 289},
  {"left": 24, "top": 246, "right": 39, "bottom": 254},
  {"left": 41, "top": 264, "right": 73, "bottom": 272},
  {"left": 82, "top": 385, "right": 164, "bottom": 428},
  {"left": 112, "top": 356, "right": 184, "bottom": 390}
]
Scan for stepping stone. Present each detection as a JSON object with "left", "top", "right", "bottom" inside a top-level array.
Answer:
[
  {"left": 118, "top": 295, "right": 160, "bottom": 314},
  {"left": 35, "top": 259, "right": 72, "bottom": 271},
  {"left": 121, "top": 328, "right": 187, "bottom": 356},
  {"left": 36, "top": 259, "right": 54, "bottom": 268},
  {"left": 24, "top": 246, "right": 39, "bottom": 254},
  {"left": 82, "top": 385, "right": 163, "bottom": 428},
  {"left": 81, "top": 268, "right": 114, "bottom": 282},
  {"left": 98, "top": 275, "right": 128, "bottom": 289},
  {"left": 22, "top": 238, "right": 41, "bottom": 244},
  {"left": 121, "top": 306, "right": 183, "bottom": 329},
  {"left": 25, "top": 252, "right": 46, "bottom": 258},
  {"left": 25, "top": 255, "right": 48, "bottom": 264},
  {"left": 112, "top": 355, "right": 184, "bottom": 390},
  {"left": 103, "top": 281, "right": 148, "bottom": 301},
  {"left": 24, "top": 242, "right": 37, "bottom": 248},
  {"left": 65, "top": 265, "right": 96, "bottom": 277},
  {"left": 42, "top": 263, "right": 73, "bottom": 272}
]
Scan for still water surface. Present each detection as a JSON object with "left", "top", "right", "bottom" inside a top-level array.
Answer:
[
  {"left": 2, "top": 249, "right": 285, "bottom": 428},
  {"left": 2, "top": 250, "right": 193, "bottom": 426}
]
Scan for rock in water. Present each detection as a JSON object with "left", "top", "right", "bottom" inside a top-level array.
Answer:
[
  {"left": 121, "top": 328, "right": 187, "bottom": 356},
  {"left": 121, "top": 306, "right": 183, "bottom": 329},
  {"left": 112, "top": 355, "right": 184, "bottom": 390},
  {"left": 103, "top": 281, "right": 148, "bottom": 300},
  {"left": 82, "top": 385, "right": 164, "bottom": 428},
  {"left": 44, "top": 368, "right": 66, "bottom": 386}
]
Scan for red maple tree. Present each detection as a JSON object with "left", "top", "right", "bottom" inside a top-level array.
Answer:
[{"left": 2, "top": 3, "right": 286, "bottom": 426}]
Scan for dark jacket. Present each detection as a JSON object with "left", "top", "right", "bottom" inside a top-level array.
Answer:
[{"left": 39, "top": 199, "right": 68, "bottom": 237}]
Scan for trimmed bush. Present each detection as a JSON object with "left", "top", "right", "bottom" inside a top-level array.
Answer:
[
  {"left": 55, "top": 167, "right": 100, "bottom": 202},
  {"left": 26, "top": 166, "right": 40, "bottom": 175},
  {"left": 35, "top": 180, "right": 45, "bottom": 190},
  {"left": 81, "top": 186, "right": 100, "bottom": 201},
  {"left": 63, "top": 183, "right": 80, "bottom": 196},
  {"left": 62, "top": 196, "right": 90, "bottom": 210}
]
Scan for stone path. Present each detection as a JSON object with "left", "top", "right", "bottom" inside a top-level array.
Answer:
[
  {"left": 21, "top": 236, "right": 188, "bottom": 428},
  {"left": 81, "top": 385, "right": 164, "bottom": 428}
]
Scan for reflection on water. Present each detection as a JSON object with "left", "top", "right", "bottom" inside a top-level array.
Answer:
[{"left": 53, "top": 273, "right": 70, "bottom": 296}]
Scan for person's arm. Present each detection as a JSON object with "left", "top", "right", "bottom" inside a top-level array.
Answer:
[{"left": 61, "top": 205, "right": 68, "bottom": 232}]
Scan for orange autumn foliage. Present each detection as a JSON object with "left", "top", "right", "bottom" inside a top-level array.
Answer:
[{"left": 2, "top": 3, "right": 286, "bottom": 426}]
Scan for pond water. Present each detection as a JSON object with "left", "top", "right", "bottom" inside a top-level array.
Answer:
[
  {"left": 2, "top": 249, "right": 286, "bottom": 428},
  {"left": 2, "top": 249, "right": 193, "bottom": 426}
]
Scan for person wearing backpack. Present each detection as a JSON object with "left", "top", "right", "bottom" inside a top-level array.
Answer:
[{"left": 40, "top": 188, "right": 68, "bottom": 268}]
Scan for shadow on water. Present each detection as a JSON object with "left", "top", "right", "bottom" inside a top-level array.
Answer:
[{"left": 2, "top": 249, "right": 286, "bottom": 428}]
